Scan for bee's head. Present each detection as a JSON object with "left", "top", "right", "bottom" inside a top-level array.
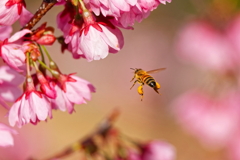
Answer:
[{"left": 130, "top": 68, "right": 142, "bottom": 73}]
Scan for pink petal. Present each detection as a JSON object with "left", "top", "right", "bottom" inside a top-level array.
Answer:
[
  {"left": 100, "top": 24, "right": 122, "bottom": 51},
  {"left": 0, "top": 123, "right": 16, "bottom": 147},
  {"left": 68, "top": 75, "right": 95, "bottom": 101},
  {"left": 19, "top": 95, "right": 30, "bottom": 124},
  {"left": 0, "top": 5, "right": 20, "bottom": 26},
  {"left": 159, "top": 0, "right": 172, "bottom": 4},
  {"left": 8, "top": 29, "right": 31, "bottom": 43},
  {"left": 80, "top": 26, "right": 109, "bottom": 61},
  {"left": 1, "top": 45, "right": 26, "bottom": 72},
  {"left": 0, "top": 97, "right": 10, "bottom": 110},
  {"left": 89, "top": 3, "right": 100, "bottom": 16},
  {"left": 0, "top": 26, "right": 12, "bottom": 41},
  {"left": 126, "top": 0, "right": 138, "bottom": 6},
  {"left": 52, "top": 85, "right": 74, "bottom": 113},
  {"left": 0, "top": 66, "right": 24, "bottom": 85},
  {"left": 19, "top": 7, "right": 33, "bottom": 27},
  {"left": 0, "top": 131, "right": 14, "bottom": 147},
  {"left": 29, "top": 93, "right": 49, "bottom": 121},
  {"left": 8, "top": 99, "right": 22, "bottom": 127},
  {"left": 0, "top": 83, "right": 22, "bottom": 102}
]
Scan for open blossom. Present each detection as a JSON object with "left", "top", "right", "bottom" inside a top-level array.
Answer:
[
  {"left": 57, "top": 3, "right": 124, "bottom": 61},
  {"left": 8, "top": 77, "right": 52, "bottom": 127},
  {"left": 0, "top": 123, "right": 17, "bottom": 147},
  {"left": 173, "top": 14, "right": 240, "bottom": 154},
  {"left": 0, "top": 65, "right": 24, "bottom": 109},
  {"left": 0, "top": 0, "right": 33, "bottom": 26},
  {"left": 176, "top": 17, "right": 240, "bottom": 73},
  {"left": 77, "top": 23, "right": 123, "bottom": 61},
  {"left": 86, "top": 0, "right": 171, "bottom": 28},
  {"left": 176, "top": 21, "right": 239, "bottom": 73},
  {"left": 51, "top": 73, "right": 95, "bottom": 113},
  {"left": 0, "top": 29, "right": 31, "bottom": 72},
  {"left": 86, "top": 0, "right": 134, "bottom": 18},
  {"left": 172, "top": 90, "right": 240, "bottom": 148}
]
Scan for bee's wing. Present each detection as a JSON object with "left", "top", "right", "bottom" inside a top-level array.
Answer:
[{"left": 146, "top": 68, "right": 166, "bottom": 74}]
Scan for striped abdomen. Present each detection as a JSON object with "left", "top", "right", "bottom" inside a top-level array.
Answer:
[{"left": 140, "top": 75, "right": 156, "bottom": 88}]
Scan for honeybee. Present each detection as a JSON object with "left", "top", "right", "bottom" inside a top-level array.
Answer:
[{"left": 130, "top": 68, "right": 166, "bottom": 101}]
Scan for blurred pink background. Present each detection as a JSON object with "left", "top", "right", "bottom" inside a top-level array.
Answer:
[{"left": 0, "top": 0, "right": 231, "bottom": 160}]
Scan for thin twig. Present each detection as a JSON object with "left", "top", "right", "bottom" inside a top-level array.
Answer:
[
  {"left": 22, "top": 0, "right": 57, "bottom": 30},
  {"left": 41, "top": 109, "right": 120, "bottom": 160}
]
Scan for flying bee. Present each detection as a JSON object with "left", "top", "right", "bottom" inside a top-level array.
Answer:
[{"left": 130, "top": 68, "right": 166, "bottom": 101}]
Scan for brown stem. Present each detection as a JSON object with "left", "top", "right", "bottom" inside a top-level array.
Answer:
[
  {"left": 41, "top": 109, "right": 120, "bottom": 160},
  {"left": 22, "top": 0, "right": 57, "bottom": 30}
]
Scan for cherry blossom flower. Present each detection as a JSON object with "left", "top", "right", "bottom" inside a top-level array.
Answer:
[
  {"left": 84, "top": 0, "right": 171, "bottom": 29},
  {"left": 77, "top": 23, "right": 123, "bottom": 61},
  {"left": 141, "top": 140, "right": 176, "bottom": 160},
  {"left": 0, "top": 65, "right": 24, "bottom": 109},
  {"left": 51, "top": 73, "right": 95, "bottom": 113},
  {"left": 8, "top": 76, "right": 52, "bottom": 127},
  {"left": 86, "top": 0, "right": 134, "bottom": 18},
  {"left": 174, "top": 14, "right": 240, "bottom": 154},
  {"left": 57, "top": 3, "right": 124, "bottom": 61},
  {"left": 172, "top": 90, "right": 240, "bottom": 148},
  {"left": 0, "top": 123, "right": 17, "bottom": 147},
  {"left": 110, "top": 5, "right": 150, "bottom": 28},
  {"left": 0, "top": 29, "right": 31, "bottom": 72},
  {"left": 176, "top": 20, "right": 240, "bottom": 73},
  {"left": 0, "top": 0, "right": 33, "bottom": 26},
  {"left": 86, "top": 0, "right": 171, "bottom": 28}
]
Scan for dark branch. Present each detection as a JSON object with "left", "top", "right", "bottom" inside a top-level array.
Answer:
[{"left": 22, "top": 0, "right": 57, "bottom": 30}]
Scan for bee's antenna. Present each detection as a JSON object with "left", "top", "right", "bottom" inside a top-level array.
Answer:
[{"left": 130, "top": 68, "right": 135, "bottom": 70}]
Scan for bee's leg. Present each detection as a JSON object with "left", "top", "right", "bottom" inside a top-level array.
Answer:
[
  {"left": 154, "top": 82, "right": 161, "bottom": 95},
  {"left": 137, "top": 85, "right": 144, "bottom": 101},
  {"left": 130, "top": 76, "right": 135, "bottom": 82},
  {"left": 130, "top": 80, "right": 138, "bottom": 89}
]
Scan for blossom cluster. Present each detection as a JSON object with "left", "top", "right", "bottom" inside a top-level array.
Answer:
[
  {"left": 57, "top": 0, "right": 171, "bottom": 61},
  {"left": 0, "top": 0, "right": 172, "bottom": 151},
  {"left": 173, "top": 12, "right": 240, "bottom": 160}
]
